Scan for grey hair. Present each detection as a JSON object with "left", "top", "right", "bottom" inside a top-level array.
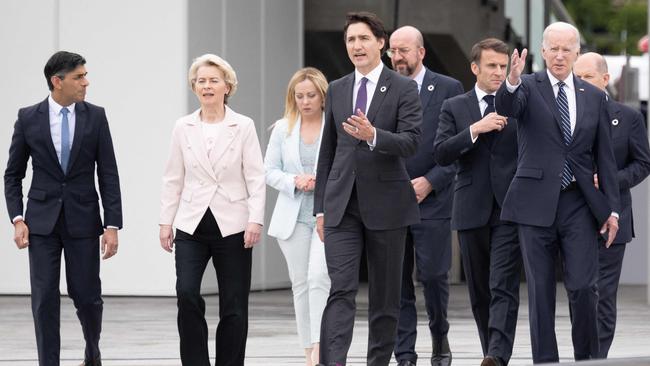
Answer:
[{"left": 542, "top": 22, "right": 580, "bottom": 51}]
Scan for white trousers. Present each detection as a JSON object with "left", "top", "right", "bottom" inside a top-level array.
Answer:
[{"left": 277, "top": 222, "right": 331, "bottom": 348}]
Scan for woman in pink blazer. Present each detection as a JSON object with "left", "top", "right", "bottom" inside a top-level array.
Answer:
[{"left": 159, "top": 54, "right": 265, "bottom": 366}]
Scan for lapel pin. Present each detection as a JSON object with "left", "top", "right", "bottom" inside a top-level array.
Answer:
[
  {"left": 579, "top": 88, "right": 585, "bottom": 92},
  {"left": 380, "top": 86, "right": 387, "bottom": 93},
  {"left": 612, "top": 118, "right": 619, "bottom": 126},
  {"left": 427, "top": 84, "right": 434, "bottom": 92}
]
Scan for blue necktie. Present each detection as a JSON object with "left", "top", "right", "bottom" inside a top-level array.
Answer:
[
  {"left": 61, "top": 107, "right": 70, "bottom": 173},
  {"left": 556, "top": 81, "right": 573, "bottom": 189},
  {"left": 354, "top": 77, "right": 368, "bottom": 114},
  {"left": 483, "top": 94, "right": 495, "bottom": 117}
]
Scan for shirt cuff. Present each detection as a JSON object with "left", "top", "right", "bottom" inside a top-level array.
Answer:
[
  {"left": 366, "top": 127, "right": 377, "bottom": 150},
  {"left": 12, "top": 215, "right": 24, "bottom": 224},
  {"left": 610, "top": 212, "right": 619, "bottom": 219},
  {"left": 106, "top": 225, "right": 119, "bottom": 230},
  {"left": 316, "top": 213, "right": 324, "bottom": 218},
  {"left": 505, "top": 78, "right": 521, "bottom": 93},
  {"left": 469, "top": 125, "right": 479, "bottom": 143}
]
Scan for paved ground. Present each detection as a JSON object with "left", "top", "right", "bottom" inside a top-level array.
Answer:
[{"left": 1, "top": 284, "right": 649, "bottom": 365}]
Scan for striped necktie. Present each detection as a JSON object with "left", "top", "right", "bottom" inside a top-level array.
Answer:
[{"left": 556, "top": 81, "right": 573, "bottom": 189}]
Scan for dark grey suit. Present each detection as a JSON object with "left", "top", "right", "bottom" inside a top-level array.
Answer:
[
  {"left": 597, "top": 100, "right": 650, "bottom": 358},
  {"left": 314, "top": 65, "right": 422, "bottom": 365}
]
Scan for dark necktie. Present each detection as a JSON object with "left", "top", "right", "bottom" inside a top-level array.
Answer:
[
  {"left": 483, "top": 94, "right": 495, "bottom": 117},
  {"left": 354, "top": 77, "right": 368, "bottom": 114},
  {"left": 61, "top": 107, "right": 71, "bottom": 173},
  {"left": 556, "top": 81, "right": 573, "bottom": 189}
]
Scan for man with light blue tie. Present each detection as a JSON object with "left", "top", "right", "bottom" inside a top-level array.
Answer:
[
  {"left": 4, "top": 51, "right": 122, "bottom": 366},
  {"left": 495, "top": 22, "right": 620, "bottom": 363},
  {"left": 314, "top": 12, "right": 422, "bottom": 366}
]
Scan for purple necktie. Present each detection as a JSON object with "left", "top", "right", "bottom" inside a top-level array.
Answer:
[{"left": 354, "top": 77, "right": 368, "bottom": 114}]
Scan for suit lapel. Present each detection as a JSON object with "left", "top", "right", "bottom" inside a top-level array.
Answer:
[
  {"left": 183, "top": 112, "right": 217, "bottom": 181},
  {"left": 209, "top": 122, "right": 239, "bottom": 166},
  {"left": 288, "top": 117, "right": 304, "bottom": 174},
  {"left": 366, "top": 67, "right": 391, "bottom": 124},
  {"left": 607, "top": 99, "right": 622, "bottom": 138},
  {"left": 37, "top": 99, "right": 62, "bottom": 173},
  {"left": 536, "top": 71, "right": 564, "bottom": 134},
  {"left": 66, "top": 102, "right": 86, "bottom": 174},
  {"left": 572, "top": 76, "right": 587, "bottom": 140},
  {"left": 419, "top": 69, "right": 436, "bottom": 109},
  {"left": 463, "top": 89, "right": 482, "bottom": 129}
]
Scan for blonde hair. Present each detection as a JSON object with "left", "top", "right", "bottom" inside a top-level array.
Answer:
[
  {"left": 188, "top": 54, "right": 238, "bottom": 103},
  {"left": 283, "top": 67, "right": 328, "bottom": 134}
]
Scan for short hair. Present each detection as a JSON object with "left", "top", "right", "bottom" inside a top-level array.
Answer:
[
  {"left": 542, "top": 22, "right": 580, "bottom": 51},
  {"left": 44, "top": 51, "right": 86, "bottom": 91},
  {"left": 471, "top": 38, "right": 509, "bottom": 64},
  {"left": 344, "top": 11, "right": 388, "bottom": 53},
  {"left": 188, "top": 54, "right": 238, "bottom": 103},
  {"left": 283, "top": 67, "right": 328, "bottom": 134}
]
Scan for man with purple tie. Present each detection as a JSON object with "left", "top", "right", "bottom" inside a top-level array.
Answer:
[{"left": 314, "top": 11, "right": 422, "bottom": 366}]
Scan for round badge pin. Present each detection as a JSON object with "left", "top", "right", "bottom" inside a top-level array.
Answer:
[
  {"left": 427, "top": 84, "right": 434, "bottom": 91},
  {"left": 380, "top": 86, "right": 387, "bottom": 93},
  {"left": 611, "top": 119, "right": 619, "bottom": 126}
]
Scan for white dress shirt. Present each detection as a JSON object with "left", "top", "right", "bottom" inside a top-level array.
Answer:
[
  {"left": 470, "top": 84, "right": 497, "bottom": 143},
  {"left": 353, "top": 62, "right": 383, "bottom": 148},
  {"left": 413, "top": 66, "right": 426, "bottom": 93},
  {"left": 48, "top": 95, "right": 76, "bottom": 164}
]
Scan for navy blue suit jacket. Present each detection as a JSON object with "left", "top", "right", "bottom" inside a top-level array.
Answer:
[
  {"left": 495, "top": 71, "right": 620, "bottom": 227},
  {"left": 434, "top": 89, "right": 518, "bottom": 231},
  {"left": 4, "top": 98, "right": 122, "bottom": 238},
  {"left": 607, "top": 100, "right": 650, "bottom": 243},
  {"left": 314, "top": 66, "right": 422, "bottom": 230},
  {"left": 406, "top": 69, "right": 463, "bottom": 220}
]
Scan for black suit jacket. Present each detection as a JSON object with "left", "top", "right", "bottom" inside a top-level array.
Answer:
[
  {"left": 495, "top": 71, "right": 620, "bottom": 227},
  {"left": 406, "top": 68, "right": 463, "bottom": 220},
  {"left": 4, "top": 98, "right": 122, "bottom": 238},
  {"left": 607, "top": 100, "right": 650, "bottom": 243},
  {"left": 434, "top": 89, "right": 518, "bottom": 230},
  {"left": 314, "top": 66, "right": 422, "bottom": 230}
]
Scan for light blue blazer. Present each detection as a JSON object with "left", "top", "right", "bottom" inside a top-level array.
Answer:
[{"left": 265, "top": 115, "right": 324, "bottom": 240}]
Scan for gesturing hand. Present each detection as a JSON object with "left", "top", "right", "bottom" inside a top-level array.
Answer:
[
  {"left": 343, "top": 109, "right": 375, "bottom": 142},
  {"left": 471, "top": 112, "right": 508, "bottom": 138},
  {"left": 508, "top": 48, "right": 528, "bottom": 85}
]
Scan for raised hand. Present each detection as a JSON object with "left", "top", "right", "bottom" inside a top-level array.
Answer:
[{"left": 508, "top": 48, "right": 528, "bottom": 85}]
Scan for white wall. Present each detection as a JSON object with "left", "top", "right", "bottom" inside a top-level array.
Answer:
[{"left": 0, "top": 0, "right": 302, "bottom": 295}]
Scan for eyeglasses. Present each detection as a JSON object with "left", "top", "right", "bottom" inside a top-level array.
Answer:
[{"left": 386, "top": 47, "right": 416, "bottom": 58}]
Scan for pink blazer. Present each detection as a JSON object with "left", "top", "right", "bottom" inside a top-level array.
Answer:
[{"left": 160, "top": 106, "right": 266, "bottom": 236}]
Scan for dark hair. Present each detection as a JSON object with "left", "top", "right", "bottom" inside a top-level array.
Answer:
[
  {"left": 470, "top": 38, "right": 509, "bottom": 64},
  {"left": 44, "top": 51, "right": 86, "bottom": 91},
  {"left": 343, "top": 11, "right": 388, "bottom": 53}
]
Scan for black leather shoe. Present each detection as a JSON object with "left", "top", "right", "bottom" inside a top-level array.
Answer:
[
  {"left": 480, "top": 356, "right": 504, "bottom": 366},
  {"left": 79, "top": 360, "right": 102, "bottom": 366},
  {"left": 398, "top": 360, "right": 417, "bottom": 366},
  {"left": 431, "top": 336, "right": 452, "bottom": 366}
]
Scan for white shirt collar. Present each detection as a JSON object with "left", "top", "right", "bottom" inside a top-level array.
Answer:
[
  {"left": 474, "top": 84, "right": 495, "bottom": 103},
  {"left": 413, "top": 66, "right": 426, "bottom": 92},
  {"left": 48, "top": 95, "right": 75, "bottom": 116},
  {"left": 355, "top": 62, "right": 384, "bottom": 85},
  {"left": 546, "top": 69, "right": 574, "bottom": 91}
]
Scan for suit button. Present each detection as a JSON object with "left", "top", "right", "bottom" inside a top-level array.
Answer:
[
  {"left": 58, "top": 198, "right": 62, "bottom": 203},
  {"left": 193, "top": 164, "right": 198, "bottom": 168},
  {"left": 222, "top": 165, "right": 227, "bottom": 169},
  {"left": 200, "top": 181, "right": 204, "bottom": 186},
  {"left": 352, "top": 170, "right": 355, "bottom": 175},
  {"left": 61, "top": 183, "right": 66, "bottom": 187}
]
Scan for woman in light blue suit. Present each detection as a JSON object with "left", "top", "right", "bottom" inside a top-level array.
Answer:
[{"left": 264, "top": 67, "right": 330, "bottom": 366}]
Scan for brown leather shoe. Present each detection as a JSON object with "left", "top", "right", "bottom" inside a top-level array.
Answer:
[{"left": 480, "top": 356, "right": 504, "bottom": 366}]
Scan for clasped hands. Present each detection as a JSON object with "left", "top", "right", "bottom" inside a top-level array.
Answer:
[
  {"left": 343, "top": 109, "right": 375, "bottom": 142},
  {"left": 295, "top": 174, "right": 316, "bottom": 192}
]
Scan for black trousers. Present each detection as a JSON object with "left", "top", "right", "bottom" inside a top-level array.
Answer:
[
  {"left": 174, "top": 209, "right": 252, "bottom": 366},
  {"left": 395, "top": 219, "right": 452, "bottom": 363},
  {"left": 457, "top": 205, "right": 521, "bottom": 364},
  {"left": 320, "top": 190, "right": 407, "bottom": 366},
  {"left": 29, "top": 210, "right": 103, "bottom": 366},
  {"left": 597, "top": 241, "right": 626, "bottom": 358},
  {"left": 519, "top": 189, "right": 600, "bottom": 363}
]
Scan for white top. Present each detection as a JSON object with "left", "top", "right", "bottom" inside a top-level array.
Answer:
[
  {"left": 200, "top": 121, "right": 226, "bottom": 159},
  {"left": 48, "top": 95, "right": 76, "bottom": 164},
  {"left": 413, "top": 66, "right": 426, "bottom": 93}
]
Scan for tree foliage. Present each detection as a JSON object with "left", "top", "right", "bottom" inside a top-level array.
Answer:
[{"left": 564, "top": 0, "right": 648, "bottom": 55}]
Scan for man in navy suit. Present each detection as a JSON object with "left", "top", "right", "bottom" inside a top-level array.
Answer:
[
  {"left": 496, "top": 23, "right": 620, "bottom": 363},
  {"left": 314, "top": 12, "right": 422, "bottom": 366},
  {"left": 388, "top": 25, "right": 463, "bottom": 366},
  {"left": 573, "top": 52, "right": 650, "bottom": 358},
  {"left": 4, "top": 51, "right": 122, "bottom": 366},
  {"left": 434, "top": 38, "right": 520, "bottom": 366}
]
